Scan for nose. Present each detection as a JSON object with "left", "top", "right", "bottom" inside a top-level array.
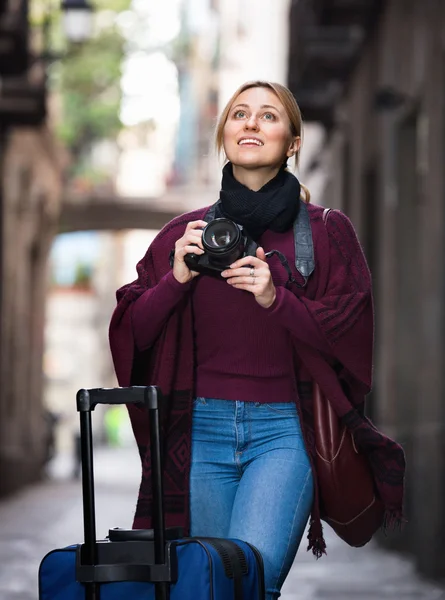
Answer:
[{"left": 245, "top": 113, "right": 259, "bottom": 130}]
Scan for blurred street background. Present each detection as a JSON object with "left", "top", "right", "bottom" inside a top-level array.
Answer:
[
  {"left": 0, "top": 0, "right": 444, "bottom": 598},
  {"left": 1, "top": 444, "right": 445, "bottom": 600}
]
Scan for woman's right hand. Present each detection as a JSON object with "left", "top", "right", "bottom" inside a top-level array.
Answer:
[{"left": 172, "top": 220, "right": 208, "bottom": 284}]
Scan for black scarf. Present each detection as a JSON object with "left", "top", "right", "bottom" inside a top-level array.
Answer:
[{"left": 219, "top": 162, "right": 301, "bottom": 241}]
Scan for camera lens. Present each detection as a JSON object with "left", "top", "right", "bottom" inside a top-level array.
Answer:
[
  {"left": 202, "top": 218, "right": 243, "bottom": 264},
  {"left": 211, "top": 229, "right": 232, "bottom": 248},
  {"left": 208, "top": 223, "right": 237, "bottom": 248}
]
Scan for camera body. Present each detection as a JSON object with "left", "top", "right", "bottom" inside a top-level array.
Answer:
[{"left": 184, "top": 218, "right": 257, "bottom": 277}]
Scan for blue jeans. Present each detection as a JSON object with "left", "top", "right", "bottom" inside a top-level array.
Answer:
[{"left": 189, "top": 398, "right": 314, "bottom": 600}]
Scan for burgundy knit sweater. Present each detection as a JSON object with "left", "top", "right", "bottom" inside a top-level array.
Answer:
[
  {"left": 109, "top": 203, "right": 406, "bottom": 556},
  {"left": 132, "top": 228, "right": 330, "bottom": 404}
]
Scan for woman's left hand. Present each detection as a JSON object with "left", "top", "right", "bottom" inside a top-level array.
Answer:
[{"left": 221, "top": 247, "right": 276, "bottom": 309}]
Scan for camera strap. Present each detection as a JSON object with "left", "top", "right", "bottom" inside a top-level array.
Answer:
[
  {"left": 204, "top": 199, "right": 315, "bottom": 288},
  {"left": 264, "top": 249, "right": 302, "bottom": 288}
]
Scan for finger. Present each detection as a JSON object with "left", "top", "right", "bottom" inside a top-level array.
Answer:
[
  {"left": 256, "top": 247, "right": 267, "bottom": 262},
  {"left": 177, "top": 232, "right": 204, "bottom": 251},
  {"left": 185, "top": 232, "right": 204, "bottom": 249},
  {"left": 229, "top": 255, "right": 264, "bottom": 270},
  {"left": 179, "top": 232, "right": 203, "bottom": 245},
  {"left": 222, "top": 267, "right": 266, "bottom": 278},
  {"left": 178, "top": 245, "right": 205, "bottom": 258},
  {"left": 226, "top": 276, "right": 261, "bottom": 286},
  {"left": 186, "top": 220, "right": 207, "bottom": 231}
]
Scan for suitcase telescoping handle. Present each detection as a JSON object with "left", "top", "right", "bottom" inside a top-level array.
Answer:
[
  {"left": 76, "top": 385, "right": 159, "bottom": 411},
  {"left": 76, "top": 385, "right": 167, "bottom": 600}
]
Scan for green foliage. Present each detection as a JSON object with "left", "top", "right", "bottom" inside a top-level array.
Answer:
[
  {"left": 52, "top": 1, "right": 132, "bottom": 159},
  {"left": 73, "top": 262, "right": 93, "bottom": 288},
  {"left": 95, "top": 0, "right": 131, "bottom": 12}
]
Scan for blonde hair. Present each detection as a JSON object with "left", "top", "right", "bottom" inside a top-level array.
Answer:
[{"left": 215, "top": 80, "right": 311, "bottom": 203}]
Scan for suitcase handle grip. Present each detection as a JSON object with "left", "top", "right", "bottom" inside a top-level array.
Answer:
[
  {"left": 77, "top": 384, "right": 166, "bottom": 585},
  {"left": 108, "top": 526, "right": 183, "bottom": 542},
  {"left": 76, "top": 385, "right": 159, "bottom": 412}
]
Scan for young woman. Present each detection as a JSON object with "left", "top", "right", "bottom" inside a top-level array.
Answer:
[{"left": 109, "top": 81, "right": 405, "bottom": 599}]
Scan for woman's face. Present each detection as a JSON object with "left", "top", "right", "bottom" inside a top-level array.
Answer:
[{"left": 222, "top": 87, "right": 300, "bottom": 172}]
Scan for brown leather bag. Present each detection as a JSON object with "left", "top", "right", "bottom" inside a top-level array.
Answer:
[
  {"left": 313, "top": 380, "right": 385, "bottom": 547},
  {"left": 314, "top": 207, "right": 385, "bottom": 547}
]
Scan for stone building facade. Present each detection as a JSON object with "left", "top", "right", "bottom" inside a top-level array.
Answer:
[
  {"left": 0, "top": 0, "right": 65, "bottom": 495},
  {"left": 0, "top": 127, "right": 64, "bottom": 495},
  {"left": 288, "top": 0, "right": 445, "bottom": 581}
]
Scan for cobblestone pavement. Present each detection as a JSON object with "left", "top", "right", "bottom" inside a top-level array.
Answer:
[{"left": 0, "top": 445, "right": 444, "bottom": 600}]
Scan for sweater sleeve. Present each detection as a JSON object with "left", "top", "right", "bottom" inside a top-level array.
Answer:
[
  {"left": 132, "top": 270, "right": 193, "bottom": 351},
  {"left": 298, "top": 209, "right": 373, "bottom": 389},
  {"left": 265, "top": 286, "right": 333, "bottom": 355}
]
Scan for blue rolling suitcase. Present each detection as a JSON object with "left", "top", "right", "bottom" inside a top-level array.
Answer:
[{"left": 39, "top": 386, "right": 265, "bottom": 600}]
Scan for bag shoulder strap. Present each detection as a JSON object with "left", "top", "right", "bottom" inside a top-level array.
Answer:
[
  {"left": 322, "top": 207, "right": 332, "bottom": 225},
  {"left": 294, "top": 200, "right": 315, "bottom": 279}
]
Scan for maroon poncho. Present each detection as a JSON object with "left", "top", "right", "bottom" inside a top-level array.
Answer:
[{"left": 109, "top": 202, "right": 405, "bottom": 556}]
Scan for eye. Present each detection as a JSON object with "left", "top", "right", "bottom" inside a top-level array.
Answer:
[
  {"left": 263, "top": 112, "right": 276, "bottom": 121},
  {"left": 233, "top": 110, "right": 246, "bottom": 119}
]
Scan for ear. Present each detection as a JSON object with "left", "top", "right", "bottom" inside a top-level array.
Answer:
[{"left": 286, "top": 136, "right": 301, "bottom": 158}]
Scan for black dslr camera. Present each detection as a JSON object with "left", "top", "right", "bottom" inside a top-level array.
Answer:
[{"left": 184, "top": 218, "right": 258, "bottom": 277}]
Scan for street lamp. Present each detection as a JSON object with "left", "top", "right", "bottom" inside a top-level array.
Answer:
[
  {"left": 0, "top": 0, "right": 94, "bottom": 126},
  {"left": 61, "top": 0, "right": 94, "bottom": 44}
]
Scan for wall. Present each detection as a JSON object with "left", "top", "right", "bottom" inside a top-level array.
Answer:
[
  {"left": 0, "top": 126, "right": 64, "bottom": 495},
  {"left": 318, "top": 0, "right": 445, "bottom": 579}
]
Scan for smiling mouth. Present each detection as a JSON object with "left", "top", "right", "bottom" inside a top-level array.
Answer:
[{"left": 238, "top": 138, "right": 264, "bottom": 146}]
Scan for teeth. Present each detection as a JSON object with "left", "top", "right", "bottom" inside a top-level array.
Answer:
[{"left": 239, "top": 138, "right": 263, "bottom": 146}]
